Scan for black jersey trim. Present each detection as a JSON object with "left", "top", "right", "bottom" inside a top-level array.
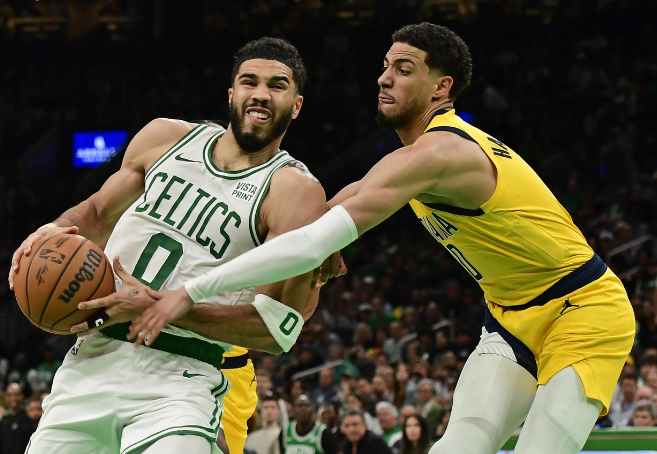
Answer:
[{"left": 425, "top": 125, "right": 477, "bottom": 143}]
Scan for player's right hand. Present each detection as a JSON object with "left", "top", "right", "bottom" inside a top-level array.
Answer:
[
  {"left": 8, "top": 224, "right": 79, "bottom": 290},
  {"left": 310, "top": 251, "right": 348, "bottom": 290}
]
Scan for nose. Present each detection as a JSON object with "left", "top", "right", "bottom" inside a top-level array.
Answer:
[
  {"left": 251, "top": 82, "right": 271, "bottom": 104},
  {"left": 378, "top": 67, "right": 393, "bottom": 89}
]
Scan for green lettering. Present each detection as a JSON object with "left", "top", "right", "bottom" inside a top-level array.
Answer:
[
  {"left": 163, "top": 180, "right": 192, "bottom": 226},
  {"left": 135, "top": 172, "right": 167, "bottom": 213},
  {"left": 148, "top": 175, "right": 184, "bottom": 220},
  {"left": 176, "top": 188, "right": 210, "bottom": 230},
  {"left": 196, "top": 202, "right": 227, "bottom": 247},
  {"left": 210, "top": 211, "right": 241, "bottom": 259},
  {"left": 187, "top": 196, "right": 216, "bottom": 237}
]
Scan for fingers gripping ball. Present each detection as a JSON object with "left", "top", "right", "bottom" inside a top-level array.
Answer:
[{"left": 13, "top": 233, "right": 115, "bottom": 334}]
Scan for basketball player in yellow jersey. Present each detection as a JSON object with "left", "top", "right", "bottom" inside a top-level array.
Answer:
[{"left": 133, "top": 23, "right": 635, "bottom": 454}]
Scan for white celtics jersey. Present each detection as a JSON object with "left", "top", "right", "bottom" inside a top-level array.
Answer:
[{"left": 104, "top": 124, "right": 294, "bottom": 349}]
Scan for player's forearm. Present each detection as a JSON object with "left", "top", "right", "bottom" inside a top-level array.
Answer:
[
  {"left": 328, "top": 181, "right": 361, "bottom": 208},
  {"left": 175, "top": 303, "right": 283, "bottom": 354},
  {"left": 185, "top": 206, "right": 358, "bottom": 301},
  {"left": 52, "top": 199, "right": 112, "bottom": 243}
]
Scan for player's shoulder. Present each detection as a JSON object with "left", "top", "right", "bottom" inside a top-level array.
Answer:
[
  {"left": 403, "top": 128, "right": 488, "bottom": 172},
  {"left": 123, "top": 119, "right": 199, "bottom": 170},
  {"left": 139, "top": 118, "right": 199, "bottom": 145},
  {"left": 268, "top": 159, "right": 326, "bottom": 204}
]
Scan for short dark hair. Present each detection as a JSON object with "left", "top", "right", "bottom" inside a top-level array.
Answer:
[
  {"left": 261, "top": 394, "right": 280, "bottom": 406},
  {"left": 232, "top": 37, "right": 307, "bottom": 94},
  {"left": 392, "top": 22, "right": 472, "bottom": 99},
  {"left": 620, "top": 374, "right": 638, "bottom": 384},
  {"left": 342, "top": 408, "right": 366, "bottom": 424}
]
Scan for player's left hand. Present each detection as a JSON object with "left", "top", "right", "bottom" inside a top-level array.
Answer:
[
  {"left": 70, "top": 256, "right": 157, "bottom": 335},
  {"left": 127, "top": 286, "right": 194, "bottom": 347},
  {"left": 310, "top": 251, "right": 348, "bottom": 290}
]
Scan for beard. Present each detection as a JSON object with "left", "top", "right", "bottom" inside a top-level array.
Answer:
[
  {"left": 375, "top": 98, "right": 424, "bottom": 130},
  {"left": 230, "top": 102, "right": 294, "bottom": 153}
]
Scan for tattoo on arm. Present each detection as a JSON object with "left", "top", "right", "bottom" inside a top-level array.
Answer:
[
  {"left": 283, "top": 160, "right": 320, "bottom": 184},
  {"left": 128, "top": 288, "right": 140, "bottom": 298}
]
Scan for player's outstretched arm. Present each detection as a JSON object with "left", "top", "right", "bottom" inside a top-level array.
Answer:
[
  {"left": 128, "top": 162, "right": 329, "bottom": 353},
  {"left": 8, "top": 119, "right": 193, "bottom": 290}
]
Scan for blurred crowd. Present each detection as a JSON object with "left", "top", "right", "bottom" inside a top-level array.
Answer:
[{"left": 1, "top": 0, "right": 657, "bottom": 453}]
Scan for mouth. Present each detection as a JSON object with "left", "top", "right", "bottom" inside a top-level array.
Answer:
[
  {"left": 245, "top": 106, "right": 272, "bottom": 125},
  {"left": 378, "top": 93, "right": 395, "bottom": 104}
]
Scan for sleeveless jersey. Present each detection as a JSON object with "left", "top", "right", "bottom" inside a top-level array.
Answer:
[
  {"left": 104, "top": 124, "right": 294, "bottom": 351},
  {"left": 409, "top": 109, "right": 594, "bottom": 307},
  {"left": 285, "top": 421, "right": 326, "bottom": 454}
]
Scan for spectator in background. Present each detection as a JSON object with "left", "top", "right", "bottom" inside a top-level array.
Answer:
[
  {"left": 631, "top": 400, "right": 657, "bottom": 427},
  {"left": 0, "top": 384, "right": 33, "bottom": 454},
  {"left": 370, "top": 297, "right": 396, "bottom": 331},
  {"left": 341, "top": 408, "right": 392, "bottom": 454},
  {"left": 636, "top": 386, "right": 655, "bottom": 402},
  {"left": 313, "top": 369, "right": 339, "bottom": 406},
  {"left": 415, "top": 379, "right": 436, "bottom": 417},
  {"left": 646, "top": 370, "right": 657, "bottom": 393},
  {"left": 246, "top": 395, "right": 282, "bottom": 454},
  {"left": 434, "top": 407, "right": 452, "bottom": 440},
  {"left": 376, "top": 401, "right": 403, "bottom": 453},
  {"left": 372, "top": 374, "right": 393, "bottom": 404},
  {"left": 257, "top": 369, "right": 289, "bottom": 431},
  {"left": 400, "top": 414, "right": 431, "bottom": 454},
  {"left": 25, "top": 397, "right": 42, "bottom": 431},
  {"left": 382, "top": 322, "right": 405, "bottom": 365},
  {"left": 27, "top": 347, "right": 61, "bottom": 394},
  {"left": 399, "top": 406, "right": 418, "bottom": 427},
  {"left": 608, "top": 374, "right": 638, "bottom": 427},
  {"left": 638, "top": 354, "right": 657, "bottom": 387},
  {"left": 284, "top": 395, "right": 341, "bottom": 454},
  {"left": 345, "top": 392, "right": 381, "bottom": 434},
  {"left": 7, "top": 353, "right": 31, "bottom": 397},
  {"left": 318, "top": 401, "right": 342, "bottom": 439},
  {"left": 0, "top": 353, "right": 8, "bottom": 390}
]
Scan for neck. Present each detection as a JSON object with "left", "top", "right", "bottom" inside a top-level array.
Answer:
[
  {"left": 11, "top": 408, "right": 21, "bottom": 416},
  {"left": 296, "top": 420, "right": 314, "bottom": 434},
  {"left": 395, "top": 99, "right": 454, "bottom": 146},
  {"left": 263, "top": 420, "right": 279, "bottom": 429},
  {"left": 212, "top": 126, "right": 282, "bottom": 171}
]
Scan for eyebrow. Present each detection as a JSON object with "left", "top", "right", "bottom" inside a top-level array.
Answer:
[
  {"left": 239, "top": 73, "right": 291, "bottom": 84},
  {"left": 383, "top": 57, "right": 418, "bottom": 67}
]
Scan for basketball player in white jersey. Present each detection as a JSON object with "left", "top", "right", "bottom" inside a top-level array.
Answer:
[{"left": 8, "top": 38, "right": 338, "bottom": 454}]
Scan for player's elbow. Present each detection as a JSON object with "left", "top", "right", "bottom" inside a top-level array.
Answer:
[{"left": 264, "top": 339, "right": 285, "bottom": 355}]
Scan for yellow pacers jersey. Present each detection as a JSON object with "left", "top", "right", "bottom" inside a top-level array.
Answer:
[
  {"left": 224, "top": 345, "right": 248, "bottom": 357},
  {"left": 409, "top": 109, "right": 593, "bottom": 307}
]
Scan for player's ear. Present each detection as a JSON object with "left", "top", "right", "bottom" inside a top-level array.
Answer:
[
  {"left": 228, "top": 87, "right": 233, "bottom": 104},
  {"left": 433, "top": 75, "right": 453, "bottom": 100},
  {"left": 291, "top": 95, "right": 303, "bottom": 120}
]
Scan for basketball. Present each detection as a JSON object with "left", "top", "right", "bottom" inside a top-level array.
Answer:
[{"left": 13, "top": 233, "right": 115, "bottom": 334}]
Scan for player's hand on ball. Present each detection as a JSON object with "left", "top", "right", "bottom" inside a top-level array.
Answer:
[
  {"left": 128, "top": 286, "right": 195, "bottom": 347},
  {"left": 70, "top": 256, "right": 157, "bottom": 335},
  {"left": 8, "top": 224, "right": 79, "bottom": 291}
]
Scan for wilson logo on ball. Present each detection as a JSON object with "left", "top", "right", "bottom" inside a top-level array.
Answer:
[{"left": 57, "top": 249, "right": 103, "bottom": 303}]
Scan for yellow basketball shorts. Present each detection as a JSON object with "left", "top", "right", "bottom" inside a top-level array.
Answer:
[
  {"left": 489, "top": 268, "right": 635, "bottom": 415},
  {"left": 222, "top": 358, "right": 258, "bottom": 454}
]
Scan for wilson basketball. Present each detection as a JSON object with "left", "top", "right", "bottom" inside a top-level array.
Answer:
[{"left": 13, "top": 233, "right": 115, "bottom": 334}]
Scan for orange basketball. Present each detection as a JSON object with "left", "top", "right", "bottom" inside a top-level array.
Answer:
[{"left": 13, "top": 233, "right": 115, "bottom": 334}]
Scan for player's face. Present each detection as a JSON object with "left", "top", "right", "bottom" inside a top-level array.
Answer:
[
  {"left": 229, "top": 59, "right": 303, "bottom": 153},
  {"left": 377, "top": 42, "right": 440, "bottom": 130}
]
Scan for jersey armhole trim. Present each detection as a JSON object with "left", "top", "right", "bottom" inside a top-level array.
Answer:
[
  {"left": 248, "top": 156, "right": 295, "bottom": 246},
  {"left": 145, "top": 124, "right": 207, "bottom": 181}
]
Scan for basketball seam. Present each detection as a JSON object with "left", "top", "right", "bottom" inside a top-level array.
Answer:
[
  {"left": 48, "top": 252, "right": 109, "bottom": 331},
  {"left": 38, "top": 239, "right": 89, "bottom": 327},
  {"left": 24, "top": 238, "right": 45, "bottom": 318}
]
